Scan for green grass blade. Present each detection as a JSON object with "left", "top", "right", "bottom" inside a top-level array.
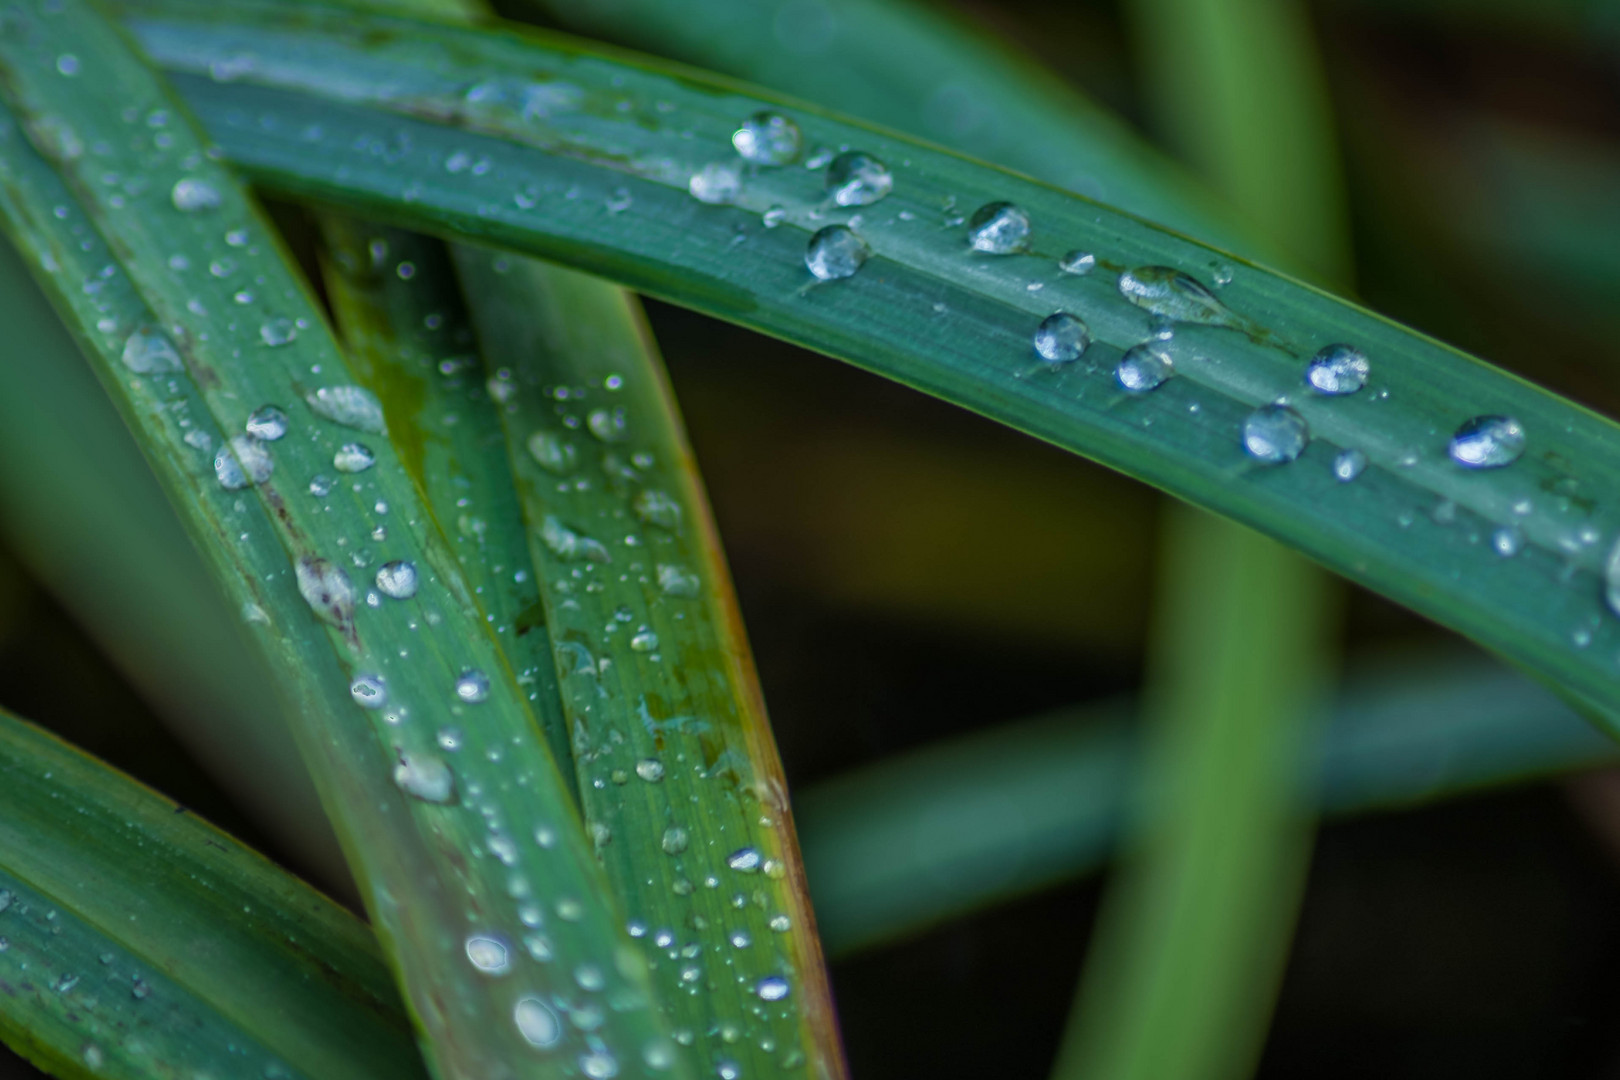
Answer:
[
  {"left": 113, "top": 0, "right": 1620, "bottom": 726},
  {"left": 0, "top": 706, "right": 419, "bottom": 1079},
  {"left": 1052, "top": 508, "right": 1329, "bottom": 1080},
  {"left": 520, "top": 0, "right": 1250, "bottom": 251},
  {"left": 452, "top": 246, "right": 845, "bottom": 1079},
  {"left": 0, "top": 5, "right": 684, "bottom": 1074},
  {"left": 799, "top": 654, "right": 1620, "bottom": 957}
]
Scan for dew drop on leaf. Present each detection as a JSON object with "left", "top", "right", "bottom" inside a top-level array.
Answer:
[
  {"left": 120, "top": 326, "right": 182, "bottom": 373},
  {"left": 733, "top": 111, "right": 802, "bottom": 165},
  {"left": 727, "top": 847, "right": 762, "bottom": 873},
  {"left": 170, "top": 177, "right": 221, "bottom": 212},
  {"left": 1032, "top": 312, "right": 1089, "bottom": 363},
  {"left": 1059, "top": 250, "right": 1095, "bottom": 275},
  {"left": 1243, "top": 404, "right": 1310, "bottom": 464},
  {"left": 1115, "top": 344, "right": 1172, "bottom": 393},
  {"left": 514, "top": 996, "right": 560, "bottom": 1048},
  {"left": 464, "top": 934, "right": 511, "bottom": 975},
  {"left": 394, "top": 751, "right": 455, "bottom": 803},
  {"left": 825, "top": 151, "right": 892, "bottom": 206},
  {"left": 455, "top": 669, "right": 491, "bottom": 703},
  {"left": 1305, "top": 344, "right": 1370, "bottom": 395},
  {"left": 258, "top": 317, "right": 297, "bottom": 347},
  {"left": 375, "top": 560, "right": 418, "bottom": 599},
  {"left": 756, "top": 975, "right": 791, "bottom": 1001},
  {"left": 245, "top": 405, "right": 289, "bottom": 440},
  {"left": 1333, "top": 448, "right": 1367, "bottom": 482},
  {"left": 805, "top": 225, "right": 869, "bottom": 281},
  {"left": 1449, "top": 416, "right": 1525, "bottom": 469},
  {"left": 333, "top": 443, "right": 376, "bottom": 473},
  {"left": 1117, "top": 266, "right": 1236, "bottom": 327},
  {"left": 306, "top": 386, "right": 387, "bottom": 434},
  {"left": 689, "top": 162, "right": 742, "bottom": 205},
  {"left": 1493, "top": 527, "right": 1524, "bottom": 557},
  {"left": 966, "top": 201, "right": 1030, "bottom": 254},
  {"left": 350, "top": 673, "right": 387, "bottom": 709}
]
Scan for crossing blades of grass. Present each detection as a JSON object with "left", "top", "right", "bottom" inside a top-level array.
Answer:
[
  {"left": 115, "top": 0, "right": 1620, "bottom": 729},
  {"left": 0, "top": 705, "right": 420, "bottom": 1080},
  {"left": 0, "top": 4, "right": 686, "bottom": 1075}
]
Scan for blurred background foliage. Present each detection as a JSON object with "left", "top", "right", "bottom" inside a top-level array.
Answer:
[{"left": 6, "top": 0, "right": 1620, "bottom": 1076}]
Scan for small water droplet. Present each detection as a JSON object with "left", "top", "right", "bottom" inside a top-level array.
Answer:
[
  {"left": 215, "top": 435, "right": 271, "bottom": 490},
  {"left": 541, "top": 516, "right": 611, "bottom": 562},
  {"left": 245, "top": 405, "right": 289, "bottom": 440},
  {"left": 636, "top": 758, "right": 665, "bottom": 782},
  {"left": 733, "top": 111, "right": 802, "bottom": 165},
  {"left": 258, "top": 317, "right": 297, "bottom": 347},
  {"left": 1117, "top": 266, "right": 1236, "bottom": 327},
  {"left": 1032, "top": 312, "right": 1089, "bottom": 363},
  {"left": 306, "top": 386, "right": 386, "bottom": 434},
  {"left": 171, "top": 177, "right": 221, "bottom": 212},
  {"left": 727, "top": 847, "right": 762, "bottom": 873},
  {"left": 575, "top": 963, "right": 605, "bottom": 991},
  {"left": 630, "top": 629, "right": 659, "bottom": 651},
  {"left": 657, "top": 564, "right": 701, "bottom": 598},
  {"left": 1115, "top": 344, "right": 1172, "bottom": 393},
  {"left": 455, "top": 669, "right": 491, "bottom": 703},
  {"left": 1305, "top": 344, "right": 1370, "bottom": 395},
  {"left": 465, "top": 934, "right": 511, "bottom": 975},
  {"left": 633, "top": 489, "right": 682, "bottom": 531},
  {"left": 580, "top": 1051, "right": 619, "bottom": 1079},
  {"left": 662, "top": 826, "right": 689, "bottom": 855},
  {"left": 1059, "top": 250, "right": 1095, "bottom": 276},
  {"left": 966, "top": 201, "right": 1030, "bottom": 254},
  {"left": 120, "top": 326, "right": 182, "bottom": 373},
  {"left": 689, "top": 161, "right": 742, "bottom": 205},
  {"left": 527, "top": 430, "right": 577, "bottom": 474},
  {"left": 375, "top": 560, "right": 418, "bottom": 599},
  {"left": 514, "top": 996, "right": 560, "bottom": 1048},
  {"left": 394, "top": 752, "right": 453, "bottom": 802},
  {"left": 587, "top": 407, "right": 628, "bottom": 443},
  {"left": 762, "top": 205, "right": 787, "bottom": 228},
  {"left": 296, "top": 557, "right": 354, "bottom": 629},
  {"left": 769, "top": 914, "right": 792, "bottom": 932},
  {"left": 333, "top": 443, "right": 376, "bottom": 473},
  {"left": 1493, "top": 526, "right": 1524, "bottom": 557},
  {"left": 350, "top": 673, "right": 387, "bottom": 709},
  {"left": 1333, "top": 448, "right": 1367, "bottom": 482},
  {"left": 756, "top": 975, "right": 791, "bottom": 1001},
  {"left": 805, "top": 225, "right": 869, "bottom": 280},
  {"left": 642, "top": 1038, "right": 677, "bottom": 1072},
  {"left": 1449, "top": 416, "right": 1525, "bottom": 469},
  {"left": 825, "top": 151, "right": 892, "bottom": 206},
  {"left": 1243, "top": 404, "right": 1310, "bottom": 463}
]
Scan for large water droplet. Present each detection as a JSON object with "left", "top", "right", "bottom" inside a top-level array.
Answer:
[
  {"left": 527, "top": 430, "right": 578, "bottom": 474},
  {"left": 966, "top": 201, "right": 1030, "bottom": 254},
  {"left": 727, "top": 847, "right": 762, "bottom": 873},
  {"left": 350, "top": 673, "right": 387, "bottom": 709},
  {"left": 633, "top": 490, "right": 682, "bottom": 531},
  {"left": 657, "top": 564, "right": 701, "bottom": 598},
  {"left": 258, "top": 317, "right": 297, "bottom": 347},
  {"left": 333, "top": 443, "right": 376, "bottom": 473},
  {"left": 1333, "top": 448, "right": 1367, "bottom": 482},
  {"left": 661, "top": 826, "right": 689, "bottom": 855},
  {"left": 825, "top": 151, "right": 892, "bottom": 206},
  {"left": 587, "top": 407, "right": 628, "bottom": 443},
  {"left": 246, "top": 405, "right": 289, "bottom": 440},
  {"left": 541, "top": 516, "right": 611, "bottom": 562},
  {"left": 733, "top": 111, "right": 802, "bottom": 165},
  {"left": 1117, "top": 267, "right": 1236, "bottom": 327},
  {"left": 1032, "top": 312, "right": 1089, "bottom": 363},
  {"left": 514, "top": 997, "right": 560, "bottom": 1048},
  {"left": 295, "top": 556, "right": 355, "bottom": 628},
  {"left": 395, "top": 752, "right": 454, "bottom": 803},
  {"left": 455, "top": 669, "right": 491, "bottom": 703},
  {"left": 1243, "top": 404, "right": 1309, "bottom": 463},
  {"left": 1449, "top": 416, "right": 1525, "bottom": 469},
  {"left": 580, "top": 1051, "right": 619, "bottom": 1079},
  {"left": 1116, "top": 344, "right": 1172, "bottom": 393},
  {"left": 1305, "top": 344, "right": 1369, "bottom": 395},
  {"left": 1059, "top": 250, "right": 1095, "bottom": 276},
  {"left": 756, "top": 975, "right": 791, "bottom": 1001},
  {"left": 120, "top": 326, "right": 182, "bottom": 373},
  {"left": 306, "top": 386, "right": 386, "bottom": 434},
  {"left": 171, "top": 177, "right": 221, "bottom": 212},
  {"left": 215, "top": 435, "right": 271, "bottom": 490},
  {"left": 689, "top": 162, "right": 742, "bottom": 205},
  {"left": 635, "top": 758, "right": 665, "bottom": 782},
  {"left": 465, "top": 934, "right": 511, "bottom": 975},
  {"left": 375, "top": 560, "right": 418, "bottom": 599},
  {"left": 805, "top": 225, "right": 869, "bottom": 280}
]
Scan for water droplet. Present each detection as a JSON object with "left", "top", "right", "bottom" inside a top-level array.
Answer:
[
  {"left": 375, "top": 560, "right": 418, "bottom": 599},
  {"left": 1449, "top": 416, "right": 1525, "bottom": 469},
  {"left": 258, "top": 317, "right": 297, "bottom": 347},
  {"left": 642, "top": 1038, "right": 677, "bottom": 1071},
  {"left": 716, "top": 1060, "right": 740, "bottom": 1080},
  {"left": 246, "top": 405, "right": 289, "bottom": 440},
  {"left": 1493, "top": 527, "right": 1524, "bottom": 557},
  {"left": 590, "top": 821, "right": 613, "bottom": 848},
  {"left": 333, "top": 443, "right": 376, "bottom": 473},
  {"left": 54, "top": 973, "right": 79, "bottom": 993},
  {"left": 392, "top": 750, "right": 454, "bottom": 802},
  {"left": 966, "top": 201, "right": 1030, "bottom": 254},
  {"left": 1333, "top": 448, "right": 1367, "bottom": 482},
  {"left": 689, "top": 162, "right": 742, "bottom": 205},
  {"left": 657, "top": 564, "right": 701, "bottom": 598},
  {"left": 465, "top": 934, "right": 511, "bottom": 975},
  {"left": 171, "top": 177, "right": 221, "bottom": 212},
  {"left": 580, "top": 1050, "right": 619, "bottom": 1079},
  {"left": 1305, "top": 344, "right": 1370, "bottom": 395},
  {"left": 120, "top": 326, "right": 182, "bottom": 373},
  {"left": 523, "top": 932, "right": 554, "bottom": 961},
  {"left": 455, "top": 669, "right": 491, "bottom": 703},
  {"left": 295, "top": 556, "right": 355, "bottom": 628},
  {"left": 756, "top": 975, "right": 791, "bottom": 1001},
  {"left": 1059, "top": 250, "right": 1095, "bottom": 276},
  {"left": 633, "top": 489, "right": 682, "bottom": 530},
  {"left": 662, "top": 826, "right": 689, "bottom": 855},
  {"left": 805, "top": 225, "right": 869, "bottom": 280},
  {"left": 1117, "top": 266, "right": 1236, "bottom": 327},
  {"left": 350, "top": 673, "right": 387, "bottom": 709},
  {"left": 575, "top": 963, "right": 605, "bottom": 991},
  {"left": 762, "top": 205, "right": 787, "bottom": 228},
  {"left": 1115, "top": 344, "right": 1172, "bottom": 392},
  {"left": 769, "top": 914, "right": 792, "bottom": 932},
  {"left": 1032, "top": 312, "right": 1089, "bottom": 363},
  {"left": 630, "top": 629, "right": 659, "bottom": 651},
  {"left": 727, "top": 847, "right": 762, "bottom": 873},
  {"left": 527, "top": 431, "right": 577, "bottom": 474},
  {"left": 309, "top": 474, "right": 333, "bottom": 497},
  {"left": 306, "top": 386, "right": 386, "bottom": 434},
  {"left": 514, "top": 997, "right": 560, "bottom": 1048},
  {"left": 215, "top": 435, "right": 271, "bottom": 490},
  {"left": 1604, "top": 538, "right": 1620, "bottom": 618},
  {"left": 541, "top": 515, "right": 611, "bottom": 562},
  {"left": 825, "top": 151, "right": 893, "bottom": 206},
  {"left": 587, "top": 407, "right": 628, "bottom": 443},
  {"left": 636, "top": 758, "right": 665, "bottom": 782},
  {"left": 733, "top": 111, "right": 802, "bottom": 165},
  {"left": 1242, "top": 404, "right": 1309, "bottom": 464}
]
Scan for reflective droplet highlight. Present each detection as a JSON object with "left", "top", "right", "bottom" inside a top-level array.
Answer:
[
  {"left": 120, "top": 326, "right": 182, "bottom": 374},
  {"left": 258, "top": 317, "right": 297, "bottom": 347},
  {"left": 245, "top": 405, "right": 289, "bottom": 440},
  {"left": 395, "top": 752, "right": 454, "bottom": 803},
  {"left": 1032, "top": 312, "right": 1089, "bottom": 363},
  {"left": 455, "top": 669, "right": 491, "bottom": 703},
  {"left": 689, "top": 162, "right": 741, "bottom": 205},
  {"left": 1305, "top": 344, "right": 1369, "bottom": 395},
  {"left": 350, "top": 673, "right": 387, "bottom": 709},
  {"left": 1115, "top": 344, "right": 1172, "bottom": 393},
  {"left": 1117, "top": 266, "right": 1236, "bottom": 327},
  {"left": 1333, "top": 448, "right": 1367, "bottom": 482},
  {"left": 805, "top": 225, "right": 869, "bottom": 281},
  {"left": 1243, "top": 404, "right": 1310, "bottom": 464},
  {"left": 333, "top": 443, "right": 376, "bottom": 473},
  {"left": 756, "top": 975, "right": 791, "bottom": 1001},
  {"left": 733, "top": 111, "right": 802, "bottom": 165},
  {"left": 171, "top": 177, "right": 221, "bottom": 212},
  {"left": 1449, "top": 416, "right": 1525, "bottom": 469},
  {"left": 514, "top": 997, "right": 560, "bottom": 1048},
  {"left": 375, "top": 560, "right": 418, "bottom": 599},
  {"left": 966, "top": 201, "right": 1030, "bottom": 254},
  {"left": 825, "top": 151, "right": 893, "bottom": 206},
  {"left": 1059, "top": 250, "right": 1095, "bottom": 276},
  {"left": 306, "top": 386, "right": 386, "bottom": 434},
  {"left": 465, "top": 934, "right": 511, "bottom": 975}
]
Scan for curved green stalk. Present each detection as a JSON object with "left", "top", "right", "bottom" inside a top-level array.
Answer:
[
  {"left": 0, "top": 705, "right": 419, "bottom": 1079},
  {"left": 0, "top": 4, "right": 682, "bottom": 1074},
  {"left": 112, "top": 0, "right": 1620, "bottom": 730}
]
